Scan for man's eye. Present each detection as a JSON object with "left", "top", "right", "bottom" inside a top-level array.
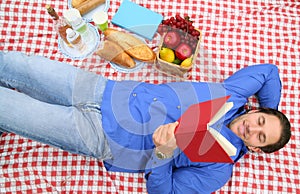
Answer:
[
  {"left": 258, "top": 116, "right": 265, "bottom": 126},
  {"left": 259, "top": 133, "right": 266, "bottom": 143}
]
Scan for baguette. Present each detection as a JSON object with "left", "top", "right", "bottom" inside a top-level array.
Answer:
[
  {"left": 75, "top": 0, "right": 106, "bottom": 15},
  {"left": 104, "top": 28, "right": 156, "bottom": 63},
  {"left": 96, "top": 40, "right": 136, "bottom": 68},
  {"left": 72, "top": 0, "right": 87, "bottom": 8}
]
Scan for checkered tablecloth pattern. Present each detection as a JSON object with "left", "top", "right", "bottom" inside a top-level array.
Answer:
[{"left": 1, "top": 0, "right": 299, "bottom": 193}]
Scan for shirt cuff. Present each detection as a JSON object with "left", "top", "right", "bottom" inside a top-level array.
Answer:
[{"left": 145, "top": 148, "right": 181, "bottom": 179}]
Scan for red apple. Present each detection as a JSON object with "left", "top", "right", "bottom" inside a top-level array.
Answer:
[
  {"left": 163, "top": 31, "right": 181, "bottom": 49},
  {"left": 175, "top": 43, "right": 192, "bottom": 60}
]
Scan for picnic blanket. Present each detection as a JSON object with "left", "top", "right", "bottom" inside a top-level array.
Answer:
[{"left": 0, "top": 0, "right": 299, "bottom": 193}]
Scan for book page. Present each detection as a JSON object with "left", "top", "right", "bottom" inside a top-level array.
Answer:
[
  {"left": 208, "top": 127, "right": 237, "bottom": 156},
  {"left": 209, "top": 102, "right": 233, "bottom": 125}
]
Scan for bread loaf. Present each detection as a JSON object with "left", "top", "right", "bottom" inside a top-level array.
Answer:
[
  {"left": 104, "top": 28, "right": 156, "bottom": 62},
  {"left": 73, "top": 0, "right": 106, "bottom": 15},
  {"left": 72, "top": 0, "right": 87, "bottom": 8},
  {"left": 96, "top": 40, "right": 136, "bottom": 68}
]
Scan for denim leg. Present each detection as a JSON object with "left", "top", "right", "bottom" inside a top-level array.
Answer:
[
  {"left": 0, "top": 51, "right": 107, "bottom": 106},
  {"left": 0, "top": 86, "right": 112, "bottom": 159}
]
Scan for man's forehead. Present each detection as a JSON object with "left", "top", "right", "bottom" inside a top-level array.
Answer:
[{"left": 264, "top": 114, "right": 281, "bottom": 145}]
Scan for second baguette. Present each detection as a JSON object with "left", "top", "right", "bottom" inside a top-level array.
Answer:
[
  {"left": 104, "top": 28, "right": 156, "bottom": 63},
  {"left": 96, "top": 40, "right": 136, "bottom": 68}
]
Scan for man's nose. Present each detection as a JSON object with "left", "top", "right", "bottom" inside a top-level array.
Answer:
[{"left": 248, "top": 126, "right": 261, "bottom": 135}]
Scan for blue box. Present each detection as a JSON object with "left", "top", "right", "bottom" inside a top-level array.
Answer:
[{"left": 111, "top": 0, "right": 163, "bottom": 40}]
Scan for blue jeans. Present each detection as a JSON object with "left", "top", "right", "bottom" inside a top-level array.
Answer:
[{"left": 0, "top": 51, "right": 112, "bottom": 159}]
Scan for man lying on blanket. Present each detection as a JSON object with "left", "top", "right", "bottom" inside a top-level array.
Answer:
[{"left": 0, "top": 51, "right": 291, "bottom": 193}]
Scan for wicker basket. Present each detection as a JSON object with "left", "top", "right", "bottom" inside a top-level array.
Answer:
[{"left": 155, "top": 29, "right": 201, "bottom": 79}]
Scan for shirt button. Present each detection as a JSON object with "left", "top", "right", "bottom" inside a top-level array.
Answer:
[
  {"left": 177, "top": 105, "right": 181, "bottom": 109},
  {"left": 153, "top": 98, "right": 157, "bottom": 101},
  {"left": 132, "top": 93, "right": 137, "bottom": 97}
]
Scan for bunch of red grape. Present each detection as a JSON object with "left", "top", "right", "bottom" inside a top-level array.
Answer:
[{"left": 159, "top": 14, "right": 200, "bottom": 38}]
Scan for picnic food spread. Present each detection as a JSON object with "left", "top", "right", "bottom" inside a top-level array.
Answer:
[{"left": 48, "top": 1, "right": 201, "bottom": 77}]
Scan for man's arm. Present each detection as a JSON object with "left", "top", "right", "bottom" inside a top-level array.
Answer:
[
  {"left": 145, "top": 161, "right": 232, "bottom": 193},
  {"left": 145, "top": 122, "right": 233, "bottom": 193},
  {"left": 223, "top": 64, "right": 282, "bottom": 109},
  {"left": 144, "top": 64, "right": 282, "bottom": 193}
]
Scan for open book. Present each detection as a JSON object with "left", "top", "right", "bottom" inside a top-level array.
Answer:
[{"left": 174, "top": 96, "right": 237, "bottom": 163}]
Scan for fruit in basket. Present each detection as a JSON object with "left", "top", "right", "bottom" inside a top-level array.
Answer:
[
  {"left": 180, "top": 57, "right": 192, "bottom": 68},
  {"left": 175, "top": 43, "right": 192, "bottom": 60},
  {"left": 157, "top": 14, "right": 200, "bottom": 69},
  {"left": 159, "top": 47, "right": 175, "bottom": 63},
  {"left": 163, "top": 31, "right": 180, "bottom": 49},
  {"left": 173, "top": 58, "right": 182, "bottom": 65}
]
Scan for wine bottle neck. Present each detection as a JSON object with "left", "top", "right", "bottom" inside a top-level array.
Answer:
[{"left": 46, "top": 5, "right": 59, "bottom": 20}]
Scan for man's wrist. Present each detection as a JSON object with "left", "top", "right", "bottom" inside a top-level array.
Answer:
[{"left": 154, "top": 148, "right": 173, "bottom": 160}]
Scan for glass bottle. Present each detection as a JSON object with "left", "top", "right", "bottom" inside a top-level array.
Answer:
[
  {"left": 66, "top": 28, "right": 86, "bottom": 52},
  {"left": 46, "top": 5, "right": 72, "bottom": 47}
]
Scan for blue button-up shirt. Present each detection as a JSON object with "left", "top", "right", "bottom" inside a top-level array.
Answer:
[{"left": 100, "top": 64, "right": 281, "bottom": 193}]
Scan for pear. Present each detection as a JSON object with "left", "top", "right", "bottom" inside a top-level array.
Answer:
[
  {"left": 159, "top": 47, "right": 175, "bottom": 63},
  {"left": 180, "top": 57, "right": 192, "bottom": 68}
]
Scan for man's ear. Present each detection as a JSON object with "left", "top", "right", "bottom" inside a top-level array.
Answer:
[{"left": 248, "top": 146, "right": 262, "bottom": 153}]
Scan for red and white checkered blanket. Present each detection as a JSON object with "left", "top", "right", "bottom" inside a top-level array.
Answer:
[{"left": 1, "top": 0, "right": 299, "bottom": 193}]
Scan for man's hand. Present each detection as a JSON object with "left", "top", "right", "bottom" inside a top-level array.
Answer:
[{"left": 152, "top": 121, "right": 179, "bottom": 156}]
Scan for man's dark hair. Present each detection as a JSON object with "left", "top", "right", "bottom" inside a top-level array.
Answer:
[{"left": 256, "top": 108, "right": 291, "bottom": 153}]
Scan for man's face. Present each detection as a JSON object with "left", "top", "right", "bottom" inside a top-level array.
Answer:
[{"left": 229, "top": 110, "right": 281, "bottom": 151}]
